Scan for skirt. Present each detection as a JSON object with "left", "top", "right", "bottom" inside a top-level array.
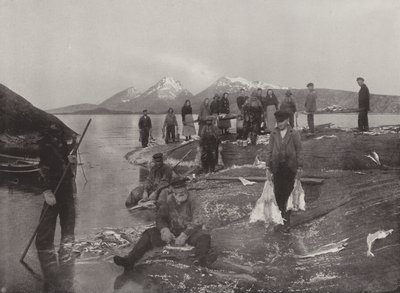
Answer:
[
  {"left": 182, "top": 114, "right": 196, "bottom": 136},
  {"left": 218, "top": 117, "right": 231, "bottom": 129},
  {"left": 265, "top": 105, "right": 277, "bottom": 132}
]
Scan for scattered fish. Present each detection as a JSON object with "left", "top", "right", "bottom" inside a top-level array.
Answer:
[
  {"left": 314, "top": 135, "right": 338, "bottom": 140},
  {"left": 238, "top": 177, "right": 257, "bottom": 186},
  {"left": 367, "top": 229, "right": 394, "bottom": 257},
  {"left": 295, "top": 238, "right": 348, "bottom": 259},
  {"left": 165, "top": 244, "right": 195, "bottom": 251}
]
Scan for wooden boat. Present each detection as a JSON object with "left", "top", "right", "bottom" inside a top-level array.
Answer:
[{"left": 0, "top": 154, "right": 40, "bottom": 173}]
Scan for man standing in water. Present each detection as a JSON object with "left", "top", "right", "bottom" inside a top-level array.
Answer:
[
  {"left": 138, "top": 109, "right": 152, "bottom": 148},
  {"left": 36, "top": 123, "right": 77, "bottom": 293},
  {"left": 125, "top": 153, "right": 173, "bottom": 208},
  {"left": 357, "top": 77, "right": 370, "bottom": 132},
  {"left": 266, "top": 111, "right": 303, "bottom": 233},
  {"left": 305, "top": 83, "right": 317, "bottom": 134}
]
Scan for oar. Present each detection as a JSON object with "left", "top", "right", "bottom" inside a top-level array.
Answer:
[
  {"left": 172, "top": 149, "right": 193, "bottom": 171},
  {"left": 20, "top": 119, "right": 92, "bottom": 263}
]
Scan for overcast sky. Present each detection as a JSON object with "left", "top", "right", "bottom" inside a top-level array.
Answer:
[{"left": 1, "top": 0, "right": 399, "bottom": 109}]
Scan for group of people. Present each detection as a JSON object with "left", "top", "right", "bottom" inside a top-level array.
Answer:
[{"left": 33, "top": 76, "right": 371, "bottom": 290}]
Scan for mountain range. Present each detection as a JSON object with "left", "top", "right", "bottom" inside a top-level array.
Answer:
[{"left": 47, "top": 76, "right": 400, "bottom": 114}]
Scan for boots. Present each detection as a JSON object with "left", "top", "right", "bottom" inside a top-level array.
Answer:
[
  {"left": 282, "top": 210, "right": 291, "bottom": 233},
  {"left": 113, "top": 256, "right": 134, "bottom": 270}
]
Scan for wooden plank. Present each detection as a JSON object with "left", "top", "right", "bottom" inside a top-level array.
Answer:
[{"left": 205, "top": 176, "right": 325, "bottom": 184}]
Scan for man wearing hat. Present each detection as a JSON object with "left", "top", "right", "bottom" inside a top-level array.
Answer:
[
  {"left": 115, "top": 179, "right": 216, "bottom": 270},
  {"left": 357, "top": 77, "right": 370, "bottom": 132},
  {"left": 280, "top": 90, "right": 297, "bottom": 128},
  {"left": 266, "top": 110, "right": 303, "bottom": 233},
  {"left": 138, "top": 109, "right": 152, "bottom": 148},
  {"left": 199, "top": 116, "right": 220, "bottom": 173},
  {"left": 304, "top": 83, "right": 317, "bottom": 134},
  {"left": 35, "top": 123, "right": 77, "bottom": 292},
  {"left": 125, "top": 153, "right": 173, "bottom": 208}
]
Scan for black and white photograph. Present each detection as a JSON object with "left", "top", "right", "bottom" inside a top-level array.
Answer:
[{"left": 0, "top": 0, "right": 399, "bottom": 292}]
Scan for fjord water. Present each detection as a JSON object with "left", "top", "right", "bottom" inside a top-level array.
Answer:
[{"left": 0, "top": 113, "right": 398, "bottom": 292}]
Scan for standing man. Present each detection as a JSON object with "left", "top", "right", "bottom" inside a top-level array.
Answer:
[
  {"left": 305, "top": 82, "right": 317, "bottom": 134},
  {"left": 242, "top": 93, "right": 264, "bottom": 145},
  {"left": 357, "top": 77, "right": 370, "bottom": 132},
  {"left": 138, "top": 109, "right": 152, "bottom": 148},
  {"left": 125, "top": 153, "right": 173, "bottom": 208},
  {"left": 115, "top": 179, "right": 217, "bottom": 270},
  {"left": 199, "top": 117, "right": 220, "bottom": 173},
  {"left": 265, "top": 111, "right": 303, "bottom": 233},
  {"left": 236, "top": 89, "right": 249, "bottom": 140},
  {"left": 36, "top": 124, "right": 77, "bottom": 293},
  {"left": 236, "top": 88, "right": 248, "bottom": 113}
]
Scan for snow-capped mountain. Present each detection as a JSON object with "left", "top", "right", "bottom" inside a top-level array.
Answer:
[
  {"left": 140, "top": 77, "right": 186, "bottom": 100},
  {"left": 123, "top": 77, "right": 193, "bottom": 113},
  {"left": 98, "top": 86, "right": 141, "bottom": 110},
  {"left": 214, "top": 76, "right": 286, "bottom": 91}
]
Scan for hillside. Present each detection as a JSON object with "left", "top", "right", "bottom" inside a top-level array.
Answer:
[
  {"left": 45, "top": 76, "right": 400, "bottom": 115},
  {"left": 68, "top": 107, "right": 133, "bottom": 115},
  {"left": 0, "top": 83, "right": 75, "bottom": 136},
  {"left": 98, "top": 87, "right": 141, "bottom": 110},
  {"left": 47, "top": 103, "right": 98, "bottom": 114}
]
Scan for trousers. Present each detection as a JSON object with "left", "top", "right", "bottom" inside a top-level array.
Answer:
[
  {"left": 273, "top": 163, "right": 296, "bottom": 220},
  {"left": 243, "top": 120, "right": 260, "bottom": 145},
  {"left": 358, "top": 110, "right": 369, "bottom": 131},
  {"left": 127, "top": 227, "right": 211, "bottom": 266},
  {"left": 35, "top": 180, "right": 76, "bottom": 293},
  {"left": 307, "top": 114, "right": 314, "bottom": 133},
  {"left": 140, "top": 128, "right": 150, "bottom": 148},
  {"left": 165, "top": 125, "right": 176, "bottom": 143}
]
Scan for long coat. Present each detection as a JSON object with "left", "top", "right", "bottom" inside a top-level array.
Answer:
[{"left": 358, "top": 84, "right": 370, "bottom": 111}]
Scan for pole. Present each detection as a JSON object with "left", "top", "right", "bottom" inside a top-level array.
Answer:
[{"left": 20, "top": 119, "right": 92, "bottom": 263}]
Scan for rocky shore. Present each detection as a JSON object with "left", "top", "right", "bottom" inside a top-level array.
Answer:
[{"left": 74, "top": 126, "right": 400, "bottom": 292}]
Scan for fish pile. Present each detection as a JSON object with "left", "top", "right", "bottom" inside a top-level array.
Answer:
[{"left": 72, "top": 227, "right": 152, "bottom": 259}]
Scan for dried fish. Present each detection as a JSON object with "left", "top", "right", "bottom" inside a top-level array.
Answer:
[{"left": 367, "top": 229, "right": 394, "bottom": 257}]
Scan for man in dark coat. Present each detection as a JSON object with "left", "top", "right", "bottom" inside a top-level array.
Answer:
[
  {"left": 266, "top": 111, "right": 303, "bottom": 233},
  {"left": 138, "top": 109, "right": 152, "bottom": 148},
  {"left": 236, "top": 89, "right": 249, "bottom": 139},
  {"left": 242, "top": 94, "right": 264, "bottom": 145},
  {"left": 304, "top": 83, "right": 317, "bottom": 134},
  {"left": 115, "top": 180, "right": 217, "bottom": 270},
  {"left": 199, "top": 117, "right": 220, "bottom": 173},
  {"left": 125, "top": 153, "right": 173, "bottom": 208},
  {"left": 357, "top": 77, "right": 370, "bottom": 132},
  {"left": 236, "top": 88, "right": 248, "bottom": 113},
  {"left": 35, "top": 124, "right": 77, "bottom": 292},
  {"left": 210, "top": 94, "right": 220, "bottom": 115}
]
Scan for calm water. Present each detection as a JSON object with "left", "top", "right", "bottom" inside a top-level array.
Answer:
[{"left": 0, "top": 113, "right": 399, "bottom": 292}]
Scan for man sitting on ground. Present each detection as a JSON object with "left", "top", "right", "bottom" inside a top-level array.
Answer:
[
  {"left": 125, "top": 153, "right": 173, "bottom": 208},
  {"left": 115, "top": 179, "right": 217, "bottom": 269}
]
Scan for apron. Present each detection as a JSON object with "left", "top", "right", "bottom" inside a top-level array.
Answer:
[{"left": 182, "top": 114, "right": 196, "bottom": 136}]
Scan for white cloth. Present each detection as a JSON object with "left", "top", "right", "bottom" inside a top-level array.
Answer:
[
  {"left": 249, "top": 180, "right": 284, "bottom": 225},
  {"left": 280, "top": 128, "right": 288, "bottom": 139}
]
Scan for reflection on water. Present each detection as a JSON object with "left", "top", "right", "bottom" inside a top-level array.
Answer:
[{"left": 0, "top": 113, "right": 399, "bottom": 293}]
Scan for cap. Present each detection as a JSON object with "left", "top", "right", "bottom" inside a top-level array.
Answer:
[
  {"left": 274, "top": 110, "right": 291, "bottom": 122},
  {"left": 285, "top": 90, "right": 293, "bottom": 96},
  {"left": 356, "top": 77, "right": 365, "bottom": 82},
  {"left": 143, "top": 109, "right": 148, "bottom": 112},
  {"left": 152, "top": 153, "right": 163, "bottom": 162},
  {"left": 307, "top": 83, "right": 314, "bottom": 88}
]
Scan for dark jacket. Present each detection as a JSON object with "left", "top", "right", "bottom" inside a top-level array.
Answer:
[
  {"left": 38, "top": 136, "right": 74, "bottom": 194},
  {"left": 163, "top": 113, "right": 178, "bottom": 128},
  {"left": 305, "top": 91, "right": 317, "bottom": 113},
  {"left": 200, "top": 123, "right": 219, "bottom": 148},
  {"left": 181, "top": 105, "right": 193, "bottom": 122},
  {"left": 358, "top": 84, "right": 370, "bottom": 111},
  {"left": 144, "top": 163, "right": 173, "bottom": 193},
  {"left": 219, "top": 97, "right": 230, "bottom": 114},
  {"left": 265, "top": 126, "right": 303, "bottom": 174},
  {"left": 237, "top": 95, "right": 248, "bottom": 112},
  {"left": 210, "top": 100, "right": 220, "bottom": 115},
  {"left": 156, "top": 193, "right": 203, "bottom": 237},
  {"left": 243, "top": 97, "right": 263, "bottom": 122},
  {"left": 262, "top": 94, "right": 279, "bottom": 110},
  {"left": 280, "top": 98, "right": 297, "bottom": 114},
  {"left": 138, "top": 115, "right": 152, "bottom": 130}
]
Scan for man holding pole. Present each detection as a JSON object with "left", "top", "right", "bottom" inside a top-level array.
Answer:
[{"left": 35, "top": 123, "right": 78, "bottom": 292}]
